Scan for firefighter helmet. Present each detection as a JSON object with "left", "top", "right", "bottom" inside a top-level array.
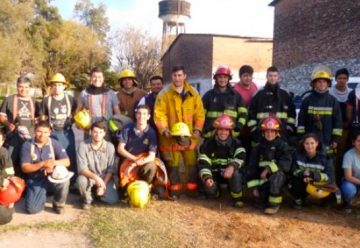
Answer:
[
  {"left": 171, "top": 122, "right": 191, "bottom": 137},
  {"left": 310, "top": 66, "right": 332, "bottom": 87},
  {"left": 306, "top": 183, "right": 331, "bottom": 199},
  {"left": 213, "top": 65, "right": 232, "bottom": 80},
  {"left": 119, "top": 69, "right": 138, "bottom": 87},
  {"left": 260, "top": 116, "right": 281, "bottom": 132},
  {"left": 74, "top": 109, "right": 92, "bottom": 130},
  {"left": 49, "top": 73, "right": 68, "bottom": 85},
  {"left": 48, "top": 165, "right": 74, "bottom": 184},
  {"left": 127, "top": 180, "right": 150, "bottom": 208},
  {"left": 213, "top": 114, "right": 235, "bottom": 130},
  {"left": 0, "top": 177, "right": 26, "bottom": 205}
]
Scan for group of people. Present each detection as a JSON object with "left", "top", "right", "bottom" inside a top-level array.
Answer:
[{"left": 0, "top": 63, "right": 360, "bottom": 225}]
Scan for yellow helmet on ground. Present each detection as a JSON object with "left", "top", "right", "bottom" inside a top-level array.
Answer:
[
  {"left": 74, "top": 109, "right": 92, "bottom": 130},
  {"left": 306, "top": 183, "right": 331, "bottom": 199},
  {"left": 171, "top": 122, "right": 191, "bottom": 137},
  {"left": 127, "top": 180, "right": 150, "bottom": 208},
  {"left": 49, "top": 73, "right": 69, "bottom": 86}
]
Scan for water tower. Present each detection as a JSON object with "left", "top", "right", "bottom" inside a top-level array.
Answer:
[{"left": 158, "top": 0, "right": 191, "bottom": 52}]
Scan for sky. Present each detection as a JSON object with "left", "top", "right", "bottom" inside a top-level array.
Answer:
[{"left": 52, "top": 0, "right": 274, "bottom": 38}]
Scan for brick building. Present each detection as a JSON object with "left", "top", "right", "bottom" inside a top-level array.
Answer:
[
  {"left": 161, "top": 33, "right": 273, "bottom": 96},
  {"left": 270, "top": 0, "right": 360, "bottom": 94}
]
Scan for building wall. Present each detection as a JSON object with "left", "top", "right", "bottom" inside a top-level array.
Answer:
[{"left": 272, "top": 0, "right": 360, "bottom": 94}]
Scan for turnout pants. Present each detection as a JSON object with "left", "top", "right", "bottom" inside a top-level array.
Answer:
[{"left": 259, "top": 171, "right": 286, "bottom": 207}]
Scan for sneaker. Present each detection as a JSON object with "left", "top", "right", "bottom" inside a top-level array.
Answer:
[
  {"left": 293, "top": 199, "right": 303, "bottom": 210},
  {"left": 233, "top": 200, "right": 244, "bottom": 208},
  {"left": 53, "top": 206, "right": 65, "bottom": 215},
  {"left": 82, "top": 203, "right": 91, "bottom": 210},
  {"left": 342, "top": 202, "right": 352, "bottom": 214},
  {"left": 264, "top": 205, "right": 280, "bottom": 215}
]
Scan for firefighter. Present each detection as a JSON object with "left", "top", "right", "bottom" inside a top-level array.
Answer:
[
  {"left": 117, "top": 69, "right": 146, "bottom": 121},
  {"left": 297, "top": 67, "right": 342, "bottom": 157},
  {"left": 198, "top": 114, "right": 246, "bottom": 207},
  {"left": 154, "top": 65, "right": 205, "bottom": 198},
  {"left": 247, "top": 66, "right": 296, "bottom": 146},
  {"left": 247, "top": 117, "right": 293, "bottom": 215},
  {"left": 288, "top": 133, "right": 336, "bottom": 209},
  {"left": 202, "top": 65, "right": 247, "bottom": 138}
]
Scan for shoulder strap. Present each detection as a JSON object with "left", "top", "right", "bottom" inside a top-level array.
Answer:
[
  {"left": 64, "top": 94, "right": 71, "bottom": 117},
  {"left": 13, "top": 95, "right": 18, "bottom": 122},
  {"left": 87, "top": 93, "right": 107, "bottom": 117}
]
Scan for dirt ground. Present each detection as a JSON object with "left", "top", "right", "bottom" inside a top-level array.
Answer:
[{"left": 0, "top": 192, "right": 359, "bottom": 248}]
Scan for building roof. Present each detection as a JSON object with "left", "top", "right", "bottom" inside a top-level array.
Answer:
[
  {"left": 269, "top": 0, "right": 281, "bottom": 6},
  {"left": 161, "top": 33, "right": 273, "bottom": 60}
]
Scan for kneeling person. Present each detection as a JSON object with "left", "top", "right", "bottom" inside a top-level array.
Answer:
[
  {"left": 117, "top": 105, "right": 158, "bottom": 189},
  {"left": 198, "top": 115, "right": 246, "bottom": 207},
  {"left": 77, "top": 121, "right": 119, "bottom": 209},
  {"left": 21, "top": 121, "right": 71, "bottom": 214},
  {"left": 247, "top": 117, "right": 293, "bottom": 215}
]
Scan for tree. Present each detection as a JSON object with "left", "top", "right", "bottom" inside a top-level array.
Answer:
[
  {"left": 74, "top": 0, "right": 110, "bottom": 42},
  {"left": 113, "top": 26, "right": 162, "bottom": 89}
]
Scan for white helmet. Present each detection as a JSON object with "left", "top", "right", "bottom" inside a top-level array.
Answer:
[{"left": 48, "top": 165, "right": 74, "bottom": 184}]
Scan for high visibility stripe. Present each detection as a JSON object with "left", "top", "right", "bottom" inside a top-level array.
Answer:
[
  {"left": 230, "top": 158, "right": 244, "bottom": 168},
  {"left": 307, "top": 106, "right": 333, "bottom": 115},
  {"left": 232, "top": 131, "right": 240, "bottom": 137},
  {"left": 224, "top": 109, "right": 237, "bottom": 118},
  {"left": 308, "top": 106, "right": 333, "bottom": 111},
  {"left": 332, "top": 129, "right": 342, "bottom": 136},
  {"left": 199, "top": 154, "right": 212, "bottom": 165},
  {"left": 251, "top": 141, "right": 259, "bottom": 147},
  {"left": 230, "top": 191, "right": 243, "bottom": 198},
  {"left": 234, "top": 147, "right": 246, "bottom": 157},
  {"left": 238, "top": 118, "right": 246, "bottom": 125},
  {"left": 211, "top": 158, "right": 228, "bottom": 165},
  {"left": 247, "top": 179, "right": 267, "bottom": 188},
  {"left": 204, "top": 130, "right": 215, "bottom": 138},
  {"left": 186, "top": 182, "right": 198, "bottom": 190},
  {"left": 170, "top": 183, "right": 182, "bottom": 191},
  {"left": 199, "top": 168, "right": 212, "bottom": 179},
  {"left": 256, "top": 112, "right": 288, "bottom": 119},
  {"left": 247, "top": 120, "right": 257, "bottom": 127},
  {"left": 259, "top": 161, "right": 272, "bottom": 167},
  {"left": 296, "top": 161, "right": 324, "bottom": 170},
  {"left": 206, "top": 111, "right": 219, "bottom": 118},
  {"left": 326, "top": 147, "right": 335, "bottom": 155},
  {"left": 5, "top": 167, "right": 15, "bottom": 175},
  {"left": 268, "top": 161, "right": 279, "bottom": 173},
  {"left": 287, "top": 117, "right": 296, "bottom": 124},
  {"left": 269, "top": 195, "right": 282, "bottom": 204},
  {"left": 297, "top": 126, "right": 305, "bottom": 134},
  {"left": 238, "top": 107, "right": 247, "bottom": 113}
]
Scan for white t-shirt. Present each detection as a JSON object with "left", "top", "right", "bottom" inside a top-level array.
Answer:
[{"left": 342, "top": 148, "right": 360, "bottom": 179}]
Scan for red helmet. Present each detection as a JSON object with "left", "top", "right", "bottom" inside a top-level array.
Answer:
[
  {"left": 260, "top": 116, "right": 281, "bottom": 132},
  {"left": 213, "top": 114, "right": 235, "bottom": 130},
  {"left": 213, "top": 65, "right": 232, "bottom": 80},
  {"left": 0, "top": 177, "right": 26, "bottom": 205}
]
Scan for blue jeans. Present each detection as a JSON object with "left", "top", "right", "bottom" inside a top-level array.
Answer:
[
  {"left": 341, "top": 179, "right": 360, "bottom": 203},
  {"left": 25, "top": 176, "right": 70, "bottom": 214},
  {"left": 51, "top": 128, "right": 77, "bottom": 179}
]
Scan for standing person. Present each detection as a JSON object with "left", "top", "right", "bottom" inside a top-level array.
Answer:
[
  {"left": 340, "top": 132, "right": 360, "bottom": 213},
  {"left": 247, "top": 117, "right": 293, "bottom": 215},
  {"left": 77, "top": 121, "right": 119, "bottom": 210},
  {"left": 117, "top": 69, "right": 146, "bottom": 121},
  {"left": 346, "top": 80, "right": 360, "bottom": 141},
  {"left": 233, "top": 65, "right": 258, "bottom": 153},
  {"left": 154, "top": 65, "right": 205, "bottom": 198},
  {"left": 202, "top": 65, "right": 247, "bottom": 138},
  {"left": 198, "top": 115, "right": 246, "bottom": 207},
  {"left": 40, "top": 73, "right": 77, "bottom": 181},
  {"left": 233, "top": 65, "right": 258, "bottom": 107},
  {"left": 247, "top": 66, "right": 296, "bottom": 146},
  {"left": 137, "top": 75, "right": 164, "bottom": 130},
  {"left": 75, "top": 67, "right": 120, "bottom": 131},
  {"left": 329, "top": 68, "right": 352, "bottom": 182},
  {"left": 289, "top": 133, "right": 336, "bottom": 209},
  {"left": 0, "top": 76, "right": 39, "bottom": 177},
  {"left": 297, "top": 67, "right": 342, "bottom": 157},
  {"left": 21, "top": 121, "right": 71, "bottom": 214}
]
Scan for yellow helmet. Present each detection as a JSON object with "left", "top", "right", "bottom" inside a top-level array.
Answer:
[
  {"left": 119, "top": 69, "right": 136, "bottom": 80},
  {"left": 171, "top": 122, "right": 191, "bottom": 137},
  {"left": 127, "top": 180, "right": 150, "bottom": 208},
  {"left": 49, "top": 73, "right": 68, "bottom": 85},
  {"left": 310, "top": 66, "right": 332, "bottom": 87},
  {"left": 73, "top": 109, "right": 92, "bottom": 130},
  {"left": 306, "top": 183, "right": 331, "bottom": 199}
]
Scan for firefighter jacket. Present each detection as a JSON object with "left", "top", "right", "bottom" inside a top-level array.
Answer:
[
  {"left": 297, "top": 90, "right": 342, "bottom": 149},
  {"left": 117, "top": 87, "right": 146, "bottom": 120},
  {"left": 198, "top": 136, "right": 246, "bottom": 182},
  {"left": 247, "top": 137, "right": 294, "bottom": 188},
  {"left": 154, "top": 81, "right": 205, "bottom": 152},
  {"left": 247, "top": 83, "right": 296, "bottom": 142},
  {"left": 202, "top": 85, "right": 247, "bottom": 138},
  {"left": 290, "top": 151, "right": 335, "bottom": 184}
]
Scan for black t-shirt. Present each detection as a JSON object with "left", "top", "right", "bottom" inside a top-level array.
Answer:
[
  {"left": 347, "top": 90, "right": 360, "bottom": 123},
  {"left": 41, "top": 94, "right": 76, "bottom": 129}
]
